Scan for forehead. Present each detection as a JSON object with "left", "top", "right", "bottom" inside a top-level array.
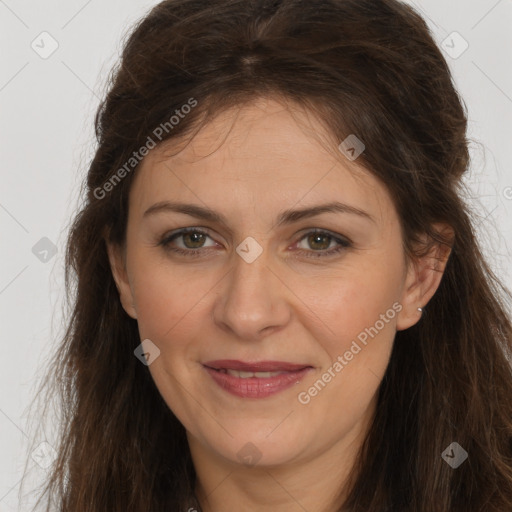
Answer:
[{"left": 128, "top": 97, "right": 391, "bottom": 224}]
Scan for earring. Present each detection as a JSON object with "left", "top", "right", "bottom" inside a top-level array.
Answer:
[{"left": 418, "top": 307, "right": 423, "bottom": 313}]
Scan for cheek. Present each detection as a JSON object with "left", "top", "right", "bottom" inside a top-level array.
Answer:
[
  {"left": 131, "top": 242, "right": 404, "bottom": 350},
  {"left": 301, "top": 258, "right": 403, "bottom": 353},
  {"left": 129, "top": 252, "right": 216, "bottom": 342},
  {"left": 133, "top": 277, "right": 180, "bottom": 342},
  {"left": 295, "top": 273, "right": 399, "bottom": 430},
  {"left": 295, "top": 255, "right": 403, "bottom": 419}
]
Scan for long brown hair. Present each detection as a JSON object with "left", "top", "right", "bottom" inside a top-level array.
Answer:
[{"left": 26, "top": 0, "right": 512, "bottom": 510}]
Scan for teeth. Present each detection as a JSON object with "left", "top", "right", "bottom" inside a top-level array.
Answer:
[{"left": 223, "top": 369, "right": 285, "bottom": 378}]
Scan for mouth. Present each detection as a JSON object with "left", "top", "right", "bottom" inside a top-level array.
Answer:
[{"left": 202, "top": 360, "right": 313, "bottom": 399}]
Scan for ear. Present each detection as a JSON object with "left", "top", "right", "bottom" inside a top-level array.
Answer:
[
  {"left": 106, "top": 238, "right": 138, "bottom": 320},
  {"left": 396, "top": 223, "right": 453, "bottom": 331}
]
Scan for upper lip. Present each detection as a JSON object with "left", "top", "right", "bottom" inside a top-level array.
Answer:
[{"left": 203, "top": 360, "right": 312, "bottom": 372}]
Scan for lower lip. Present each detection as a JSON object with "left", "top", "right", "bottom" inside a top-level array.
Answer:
[{"left": 204, "top": 366, "right": 312, "bottom": 399}]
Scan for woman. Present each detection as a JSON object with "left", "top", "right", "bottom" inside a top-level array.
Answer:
[{"left": 30, "top": 0, "right": 512, "bottom": 510}]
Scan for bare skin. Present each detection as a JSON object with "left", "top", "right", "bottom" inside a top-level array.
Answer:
[{"left": 107, "top": 96, "right": 451, "bottom": 512}]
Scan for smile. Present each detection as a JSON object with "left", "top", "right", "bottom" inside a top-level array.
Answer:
[{"left": 202, "top": 360, "right": 313, "bottom": 399}]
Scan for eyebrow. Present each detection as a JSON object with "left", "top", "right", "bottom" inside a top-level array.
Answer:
[{"left": 143, "top": 200, "right": 376, "bottom": 226}]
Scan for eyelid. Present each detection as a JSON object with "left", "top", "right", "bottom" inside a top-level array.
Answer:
[
  {"left": 160, "top": 226, "right": 351, "bottom": 244},
  {"left": 158, "top": 226, "right": 353, "bottom": 258},
  {"left": 293, "top": 227, "right": 352, "bottom": 245},
  {"left": 159, "top": 227, "right": 217, "bottom": 246}
]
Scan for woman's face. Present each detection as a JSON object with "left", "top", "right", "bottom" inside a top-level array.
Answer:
[{"left": 108, "top": 97, "right": 426, "bottom": 470}]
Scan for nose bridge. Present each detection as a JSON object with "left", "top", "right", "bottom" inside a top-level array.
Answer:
[{"left": 212, "top": 240, "right": 290, "bottom": 339}]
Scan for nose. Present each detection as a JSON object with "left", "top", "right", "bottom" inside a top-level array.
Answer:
[{"left": 212, "top": 244, "right": 292, "bottom": 341}]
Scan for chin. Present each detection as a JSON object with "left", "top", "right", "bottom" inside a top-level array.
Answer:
[{"left": 196, "top": 418, "right": 309, "bottom": 468}]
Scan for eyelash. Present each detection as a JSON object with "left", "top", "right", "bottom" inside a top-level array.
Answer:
[{"left": 157, "top": 227, "right": 352, "bottom": 259}]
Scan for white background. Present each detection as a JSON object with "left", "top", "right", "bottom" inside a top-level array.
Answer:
[{"left": 1, "top": 1, "right": 511, "bottom": 510}]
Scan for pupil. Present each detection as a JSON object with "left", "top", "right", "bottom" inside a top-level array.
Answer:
[
  {"left": 185, "top": 232, "right": 204, "bottom": 248},
  {"left": 309, "top": 234, "right": 329, "bottom": 250}
]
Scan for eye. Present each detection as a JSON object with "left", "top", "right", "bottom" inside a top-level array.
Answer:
[
  {"left": 158, "top": 227, "right": 352, "bottom": 259},
  {"left": 293, "top": 229, "right": 352, "bottom": 259},
  {"left": 158, "top": 228, "right": 218, "bottom": 257}
]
